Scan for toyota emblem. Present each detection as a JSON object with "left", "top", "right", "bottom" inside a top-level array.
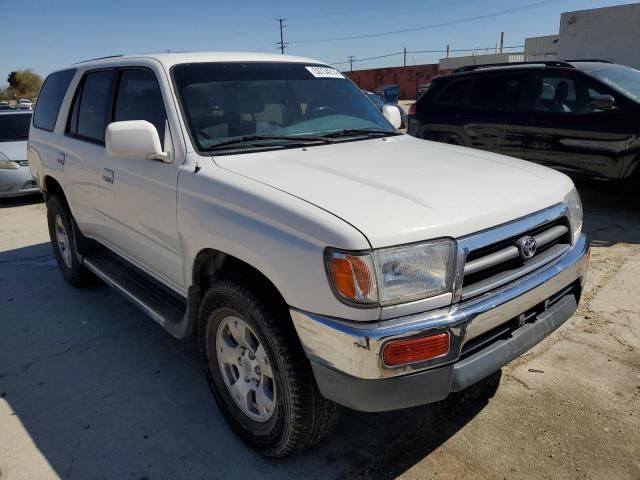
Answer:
[{"left": 517, "top": 236, "right": 537, "bottom": 260}]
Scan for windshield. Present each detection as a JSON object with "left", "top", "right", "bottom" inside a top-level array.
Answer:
[
  {"left": 589, "top": 66, "right": 640, "bottom": 102},
  {"left": 172, "top": 62, "right": 395, "bottom": 152},
  {"left": 0, "top": 113, "right": 31, "bottom": 142}
]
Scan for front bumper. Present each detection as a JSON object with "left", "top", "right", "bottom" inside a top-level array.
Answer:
[
  {"left": 291, "top": 234, "right": 589, "bottom": 412},
  {"left": 0, "top": 166, "right": 38, "bottom": 198}
]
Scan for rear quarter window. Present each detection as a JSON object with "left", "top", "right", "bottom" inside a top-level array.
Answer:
[{"left": 33, "top": 69, "right": 76, "bottom": 131}]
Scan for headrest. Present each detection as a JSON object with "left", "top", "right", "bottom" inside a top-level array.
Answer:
[{"left": 225, "top": 85, "right": 265, "bottom": 114}]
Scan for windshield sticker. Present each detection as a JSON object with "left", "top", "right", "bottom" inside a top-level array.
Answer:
[{"left": 305, "top": 66, "right": 344, "bottom": 79}]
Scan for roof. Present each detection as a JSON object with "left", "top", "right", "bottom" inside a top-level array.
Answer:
[{"left": 72, "top": 51, "right": 325, "bottom": 69}]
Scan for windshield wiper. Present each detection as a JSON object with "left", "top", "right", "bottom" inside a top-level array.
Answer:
[
  {"left": 206, "top": 134, "right": 334, "bottom": 151},
  {"left": 320, "top": 129, "right": 400, "bottom": 139}
]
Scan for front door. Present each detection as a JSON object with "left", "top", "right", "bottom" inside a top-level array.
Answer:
[
  {"left": 522, "top": 71, "right": 632, "bottom": 179},
  {"left": 100, "top": 67, "right": 184, "bottom": 291}
]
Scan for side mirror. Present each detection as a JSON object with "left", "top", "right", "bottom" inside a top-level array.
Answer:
[
  {"left": 589, "top": 94, "right": 616, "bottom": 111},
  {"left": 382, "top": 105, "right": 402, "bottom": 129},
  {"left": 106, "top": 120, "right": 170, "bottom": 162}
]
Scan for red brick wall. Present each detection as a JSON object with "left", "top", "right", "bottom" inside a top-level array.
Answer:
[{"left": 344, "top": 64, "right": 440, "bottom": 100}]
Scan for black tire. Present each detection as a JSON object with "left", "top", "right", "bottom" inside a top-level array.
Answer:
[
  {"left": 198, "top": 280, "right": 337, "bottom": 457},
  {"left": 46, "top": 195, "right": 94, "bottom": 287}
]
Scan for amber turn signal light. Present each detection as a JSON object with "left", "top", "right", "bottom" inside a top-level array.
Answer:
[{"left": 383, "top": 332, "right": 450, "bottom": 366}]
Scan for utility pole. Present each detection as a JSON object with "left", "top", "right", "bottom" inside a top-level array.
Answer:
[
  {"left": 446, "top": 44, "right": 450, "bottom": 58},
  {"left": 275, "top": 18, "right": 287, "bottom": 54},
  {"left": 499, "top": 31, "right": 504, "bottom": 54},
  {"left": 403, "top": 47, "right": 407, "bottom": 67},
  {"left": 348, "top": 55, "right": 355, "bottom": 72}
]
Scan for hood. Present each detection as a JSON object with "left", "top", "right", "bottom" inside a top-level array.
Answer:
[
  {"left": 0, "top": 141, "right": 28, "bottom": 161},
  {"left": 214, "top": 135, "right": 574, "bottom": 248}
]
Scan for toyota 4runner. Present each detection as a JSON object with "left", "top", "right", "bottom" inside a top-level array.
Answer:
[{"left": 28, "top": 52, "right": 589, "bottom": 457}]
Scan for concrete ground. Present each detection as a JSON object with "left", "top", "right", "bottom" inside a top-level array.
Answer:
[{"left": 0, "top": 186, "right": 638, "bottom": 480}]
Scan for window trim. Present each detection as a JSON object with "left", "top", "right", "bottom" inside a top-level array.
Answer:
[
  {"left": 65, "top": 67, "right": 116, "bottom": 146},
  {"left": 32, "top": 68, "right": 77, "bottom": 132}
]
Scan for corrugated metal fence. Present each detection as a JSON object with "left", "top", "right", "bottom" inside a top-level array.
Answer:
[{"left": 344, "top": 64, "right": 439, "bottom": 100}]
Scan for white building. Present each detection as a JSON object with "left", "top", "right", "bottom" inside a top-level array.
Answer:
[
  {"left": 524, "top": 35, "right": 559, "bottom": 61},
  {"left": 557, "top": 3, "right": 640, "bottom": 69},
  {"left": 439, "top": 52, "right": 524, "bottom": 71}
]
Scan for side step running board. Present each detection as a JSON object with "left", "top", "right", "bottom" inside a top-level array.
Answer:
[{"left": 83, "top": 250, "right": 190, "bottom": 338}]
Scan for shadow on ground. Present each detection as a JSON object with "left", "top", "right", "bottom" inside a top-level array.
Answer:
[
  {"left": 0, "top": 243, "right": 498, "bottom": 480},
  {"left": 0, "top": 193, "right": 43, "bottom": 209},
  {"left": 576, "top": 182, "right": 640, "bottom": 247}
]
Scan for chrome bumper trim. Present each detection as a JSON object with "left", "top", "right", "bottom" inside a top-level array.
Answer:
[{"left": 291, "top": 234, "right": 589, "bottom": 380}]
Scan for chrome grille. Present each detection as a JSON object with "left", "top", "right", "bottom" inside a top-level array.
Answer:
[{"left": 456, "top": 204, "right": 571, "bottom": 301}]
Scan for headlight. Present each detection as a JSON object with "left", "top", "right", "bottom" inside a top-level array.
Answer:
[
  {"left": 565, "top": 187, "right": 583, "bottom": 242},
  {"left": 326, "top": 239, "right": 455, "bottom": 306},
  {"left": 0, "top": 159, "right": 20, "bottom": 169}
]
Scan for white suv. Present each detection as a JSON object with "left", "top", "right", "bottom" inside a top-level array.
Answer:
[{"left": 28, "top": 52, "right": 589, "bottom": 457}]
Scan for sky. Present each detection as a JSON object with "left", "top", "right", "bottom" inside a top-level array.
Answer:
[{"left": 0, "top": 0, "right": 631, "bottom": 83}]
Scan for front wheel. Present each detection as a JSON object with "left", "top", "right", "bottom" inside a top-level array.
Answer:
[{"left": 198, "top": 281, "right": 337, "bottom": 457}]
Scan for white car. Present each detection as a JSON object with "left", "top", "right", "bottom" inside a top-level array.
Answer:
[
  {"left": 28, "top": 52, "right": 589, "bottom": 457},
  {"left": 17, "top": 99, "right": 33, "bottom": 110},
  {"left": 0, "top": 111, "right": 38, "bottom": 197}
]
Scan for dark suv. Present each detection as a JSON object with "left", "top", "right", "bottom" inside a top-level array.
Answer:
[{"left": 408, "top": 60, "right": 640, "bottom": 186}]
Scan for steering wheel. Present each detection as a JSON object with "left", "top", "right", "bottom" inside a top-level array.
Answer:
[{"left": 306, "top": 105, "right": 337, "bottom": 119}]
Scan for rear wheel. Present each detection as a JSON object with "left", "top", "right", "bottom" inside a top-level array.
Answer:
[
  {"left": 198, "top": 280, "right": 337, "bottom": 457},
  {"left": 46, "top": 196, "right": 94, "bottom": 287}
]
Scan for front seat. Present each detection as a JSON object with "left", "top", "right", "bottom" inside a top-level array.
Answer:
[
  {"left": 551, "top": 81, "right": 570, "bottom": 113},
  {"left": 224, "top": 86, "right": 265, "bottom": 137}
]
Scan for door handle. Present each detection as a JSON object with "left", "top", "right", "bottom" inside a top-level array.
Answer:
[
  {"left": 102, "top": 168, "right": 114, "bottom": 184},
  {"left": 56, "top": 153, "right": 65, "bottom": 165}
]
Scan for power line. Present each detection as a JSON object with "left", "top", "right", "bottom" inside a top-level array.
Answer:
[
  {"left": 289, "top": 0, "right": 567, "bottom": 44},
  {"left": 330, "top": 45, "right": 524, "bottom": 66},
  {"left": 275, "top": 18, "right": 288, "bottom": 54}
]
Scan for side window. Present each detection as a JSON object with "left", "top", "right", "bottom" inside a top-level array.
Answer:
[
  {"left": 113, "top": 69, "right": 167, "bottom": 146},
  {"left": 470, "top": 75, "right": 522, "bottom": 111},
  {"left": 68, "top": 70, "right": 114, "bottom": 143},
  {"left": 533, "top": 75, "right": 577, "bottom": 113},
  {"left": 33, "top": 69, "right": 76, "bottom": 131},
  {"left": 435, "top": 79, "right": 471, "bottom": 106}
]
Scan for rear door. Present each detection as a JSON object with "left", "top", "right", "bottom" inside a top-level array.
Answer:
[
  {"left": 521, "top": 70, "right": 632, "bottom": 178},
  {"left": 56, "top": 68, "right": 115, "bottom": 239},
  {"left": 464, "top": 72, "right": 527, "bottom": 157},
  {"left": 421, "top": 73, "right": 526, "bottom": 156}
]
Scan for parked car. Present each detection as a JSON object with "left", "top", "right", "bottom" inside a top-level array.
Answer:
[
  {"left": 373, "top": 83, "right": 400, "bottom": 104},
  {"left": 29, "top": 52, "right": 588, "bottom": 457},
  {"left": 0, "top": 111, "right": 37, "bottom": 198},
  {"left": 363, "top": 90, "right": 407, "bottom": 128},
  {"left": 417, "top": 82, "right": 431, "bottom": 95},
  {"left": 407, "top": 60, "right": 640, "bottom": 191},
  {"left": 17, "top": 99, "right": 33, "bottom": 110}
]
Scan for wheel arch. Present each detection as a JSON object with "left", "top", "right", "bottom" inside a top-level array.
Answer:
[
  {"left": 43, "top": 175, "right": 71, "bottom": 211},
  {"left": 191, "top": 248, "right": 289, "bottom": 316}
]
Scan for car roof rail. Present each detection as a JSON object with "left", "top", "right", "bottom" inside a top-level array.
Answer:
[
  {"left": 453, "top": 60, "right": 574, "bottom": 73},
  {"left": 73, "top": 54, "right": 124, "bottom": 64},
  {"left": 564, "top": 58, "right": 615, "bottom": 64}
]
